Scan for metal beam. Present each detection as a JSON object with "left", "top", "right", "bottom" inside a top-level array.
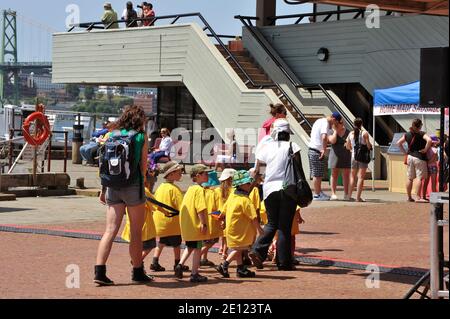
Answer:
[{"left": 256, "top": 0, "right": 277, "bottom": 27}]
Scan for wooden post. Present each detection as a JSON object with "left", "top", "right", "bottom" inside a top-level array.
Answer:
[{"left": 8, "top": 129, "right": 13, "bottom": 169}]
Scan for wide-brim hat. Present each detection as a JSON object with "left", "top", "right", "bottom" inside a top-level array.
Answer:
[
  {"left": 219, "top": 168, "right": 237, "bottom": 182},
  {"left": 232, "top": 170, "right": 254, "bottom": 188},
  {"left": 202, "top": 171, "right": 220, "bottom": 187},
  {"left": 190, "top": 164, "right": 212, "bottom": 178},
  {"left": 162, "top": 161, "right": 183, "bottom": 178}
]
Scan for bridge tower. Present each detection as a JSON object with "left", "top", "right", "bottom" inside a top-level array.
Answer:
[{"left": 1, "top": 9, "right": 19, "bottom": 106}]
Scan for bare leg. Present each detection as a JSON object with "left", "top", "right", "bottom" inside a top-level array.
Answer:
[
  {"left": 313, "top": 177, "right": 322, "bottom": 195},
  {"left": 174, "top": 246, "right": 181, "bottom": 262},
  {"left": 430, "top": 173, "right": 437, "bottom": 193},
  {"left": 191, "top": 248, "right": 202, "bottom": 275},
  {"left": 201, "top": 242, "right": 214, "bottom": 260},
  {"left": 342, "top": 168, "right": 351, "bottom": 197},
  {"left": 331, "top": 169, "right": 339, "bottom": 197},
  {"left": 153, "top": 243, "right": 165, "bottom": 259},
  {"left": 406, "top": 178, "right": 414, "bottom": 200},
  {"left": 96, "top": 204, "right": 125, "bottom": 265},
  {"left": 142, "top": 249, "right": 152, "bottom": 261},
  {"left": 348, "top": 168, "right": 358, "bottom": 200},
  {"left": 179, "top": 247, "right": 194, "bottom": 266},
  {"left": 127, "top": 203, "right": 146, "bottom": 268},
  {"left": 356, "top": 168, "right": 367, "bottom": 201}
]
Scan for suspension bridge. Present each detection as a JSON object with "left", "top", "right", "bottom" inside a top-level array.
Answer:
[{"left": 1, "top": 9, "right": 54, "bottom": 105}]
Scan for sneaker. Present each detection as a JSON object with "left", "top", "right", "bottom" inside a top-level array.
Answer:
[
  {"left": 132, "top": 266, "right": 154, "bottom": 284},
  {"left": 248, "top": 251, "right": 264, "bottom": 270},
  {"left": 330, "top": 194, "right": 338, "bottom": 201},
  {"left": 313, "top": 192, "right": 330, "bottom": 201},
  {"left": 237, "top": 267, "right": 256, "bottom": 278},
  {"left": 200, "top": 259, "right": 216, "bottom": 267},
  {"left": 215, "top": 263, "right": 230, "bottom": 278},
  {"left": 174, "top": 264, "right": 184, "bottom": 279},
  {"left": 242, "top": 256, "right": 252, "bottom": 266},
  {"left": 174, "top": 264, "right": 190, "bottom": 272},
  {"left": 190, "top": 273, "right": 208, "bottom": 283},
  {"left": 150, "top": 263, "right": 166, "bottom": 272}
]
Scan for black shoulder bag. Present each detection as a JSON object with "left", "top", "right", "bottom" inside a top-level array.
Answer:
[
  {"left": 282, "top": 143, "right": 313, "bottom": 208},
  {"left": 354, "top": 131, "right": 371, "bottom": 164}
]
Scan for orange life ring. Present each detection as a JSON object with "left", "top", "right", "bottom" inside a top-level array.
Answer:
[{"left": 22, "top": 112, "right": 51, "bottom": 146}]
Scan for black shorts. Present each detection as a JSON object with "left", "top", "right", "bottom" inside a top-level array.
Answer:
[
  {"left": 159, "top": 235, "right": 182, "bottom": 247},
  {"left": 203, "top": 238, "right": 219, "bottom": 245},
  {"left": 185, "top": 240, "right": 203, "bottom": 249},
  {"left": 143, "top": 238, "right": 156, "bottom": 251}
]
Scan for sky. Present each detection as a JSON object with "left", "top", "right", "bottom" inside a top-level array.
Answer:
[{"left": 0, "top": 0, "right": 311, "bottom": 62}]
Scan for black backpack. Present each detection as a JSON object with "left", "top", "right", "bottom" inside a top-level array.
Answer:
[
  {"left": 354, "top": 131, "right": 371, "bottom": 164},
  {"left": 99, "top": 130, "right": 140, "bottom": 188}
]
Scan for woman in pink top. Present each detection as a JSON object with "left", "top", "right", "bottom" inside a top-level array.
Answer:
[{"left": 259, "top": 103, "right": 287, "bottom": 142}]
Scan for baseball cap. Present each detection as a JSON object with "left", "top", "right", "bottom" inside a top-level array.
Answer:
[
  {"left": 331, "top": 112, "right": 342, "bottom": 122},
  {"left": 219, "top": 168, "right": 237, "bottom": 182}
]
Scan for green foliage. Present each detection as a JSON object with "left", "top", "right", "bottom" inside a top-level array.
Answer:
[
  {"left": 71, "top": 95, "right": 133, "bottom": 115},
  {"left": 65, "top": 84, "right": 80, "bottom": 100},
  {"left": 84, "top": 86, "right": 95, "bottom": 100}
]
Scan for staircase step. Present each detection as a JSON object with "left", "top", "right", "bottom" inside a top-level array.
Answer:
[{"left": 232, "top": 66, "right": 264, "bottom": 75}]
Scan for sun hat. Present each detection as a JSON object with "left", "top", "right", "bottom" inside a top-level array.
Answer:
[
  {"left": 104, "top": 2, "right": 112, "bottom": 9},
  {"left": 270, "top": 118, "right": 293, "bottom": 140},
  {"left": 219, "top": 168, "right": 237, "bottom": 182},
  {"left": 190, "top": 164, "right": 212, "bottom": 178},
  {"left": 232, "top": 170, "right": 254, "bottom": 188},
  {"left": 162, "top": 161, "right": 183, "bottom": 178},
  {"left": 202, "top": 171, "right": 220, "bottom": 187}
]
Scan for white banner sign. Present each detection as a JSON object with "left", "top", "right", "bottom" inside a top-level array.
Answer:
[{"left": 373, "top": 104, "right": 442, "bottom": 116}]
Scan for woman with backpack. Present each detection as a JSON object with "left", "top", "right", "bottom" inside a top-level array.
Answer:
[
  {"left": 345, "top": 118, "right": 372, "bottom": 202},
  {"left": 94, "top": 105, "right": 152, "bottom": 286}
]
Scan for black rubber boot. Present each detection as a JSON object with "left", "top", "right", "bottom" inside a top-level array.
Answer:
[
  {"left": 94, "top": 265, "right": 114, "bottom": 286},
  {"left": 132, "top": 266, "right": 154, "bottom": 284}
]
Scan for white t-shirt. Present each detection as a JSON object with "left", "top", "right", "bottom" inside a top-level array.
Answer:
[
  {"left": 309, "top": 118, "right": 332, "bottom": 151},
  {"left": 159, "top": 137, "right": 173, "bottom": 156},
  {"left": 256, "top": 141, "right": 301, "bottom": 200}
]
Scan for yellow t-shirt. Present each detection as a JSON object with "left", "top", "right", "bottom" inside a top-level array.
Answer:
[
  {"left": 214, "top": 187, "right": 233, "bottom": 212},
  {"left": 249, "top": 187, "right": 261, "bottom": 212},
  {"left": 179, "top": 184, "right": 208, "bottom": 242},
  {"left": 223, "top": 191, "right": 258, "bottom": 249},
  {"left": 153, "top": 182, "right": 183, "bottom": 238},
  {"left": 121, "top": 188, "right": 156, "bottom": 242},
  {"left": 204, "top": 187, "right": 222, "bottom": 239},
  {"left": 260, "top": 201, "right": 300, "bottom": 235}
]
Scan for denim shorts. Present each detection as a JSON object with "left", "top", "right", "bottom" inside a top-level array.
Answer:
[{"left": 105, "top": 183, "right": 145, "bottom": 207}]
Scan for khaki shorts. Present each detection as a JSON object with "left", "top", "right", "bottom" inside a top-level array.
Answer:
[{"left": 407, "top": 155, "right": 428, "bottom": 180}]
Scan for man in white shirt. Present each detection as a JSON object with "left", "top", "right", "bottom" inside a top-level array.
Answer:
[{"left": 308, "top": 112, "right": 341, "bottom": 201}]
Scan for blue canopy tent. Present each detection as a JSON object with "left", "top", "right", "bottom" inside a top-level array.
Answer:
[{"left": 373, "top": 81, "right": 420, "bottom": 115}]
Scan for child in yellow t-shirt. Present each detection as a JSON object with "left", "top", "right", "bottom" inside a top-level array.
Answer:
[
  {"left": 200, "top": 171, "right": 222, "bottom": 267},
  {"left": 215, "top": 168, "right": 236, "bottom": 260},
  {"left": 215, "top": 170, "right": 263, "bottom": 278},
  {"left": 121, "top": 179, "right": 157, "bottom": 273},
  {"left": 175, "top": 164, "right": 210, "bottom": 283},
  {"left": 150, "top": 161, "right": 189, "bottom": 273}
]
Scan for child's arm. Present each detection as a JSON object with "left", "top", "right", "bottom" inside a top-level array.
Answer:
[
  {"left": 252, "top": 218, "right": 264, "bottom": 236},
  {"left": 198, "top": 211, "right": 208, "bottom": 234}
]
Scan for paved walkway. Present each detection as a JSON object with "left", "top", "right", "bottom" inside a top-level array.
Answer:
[{"left": 1, "top": 160, "right": 448, "bottom": 299}]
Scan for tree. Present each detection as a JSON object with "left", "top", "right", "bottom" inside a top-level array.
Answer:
[
  {"left": 84, "top": 86, "right": 95, "bottom": 101},
  {"left": 65, "top": 84, "right": 80, "bottom": 100}
]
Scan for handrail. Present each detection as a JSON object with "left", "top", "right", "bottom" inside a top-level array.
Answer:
[
  {"left": 275, "top": 84, "right": 312, "bottom": 131},
  {"left": 235, "top": 15, "right": 302, "bottom": 87},
  {"left": 318, "top": 84, "right": 353, "bottom": 129},
  {"left": 269, "top": 9, "right": 365, "bottom": 24}
]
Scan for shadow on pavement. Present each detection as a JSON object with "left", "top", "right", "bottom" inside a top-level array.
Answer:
[{"left": 0, "top": 207, "right": 34, "bottom": 213}]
